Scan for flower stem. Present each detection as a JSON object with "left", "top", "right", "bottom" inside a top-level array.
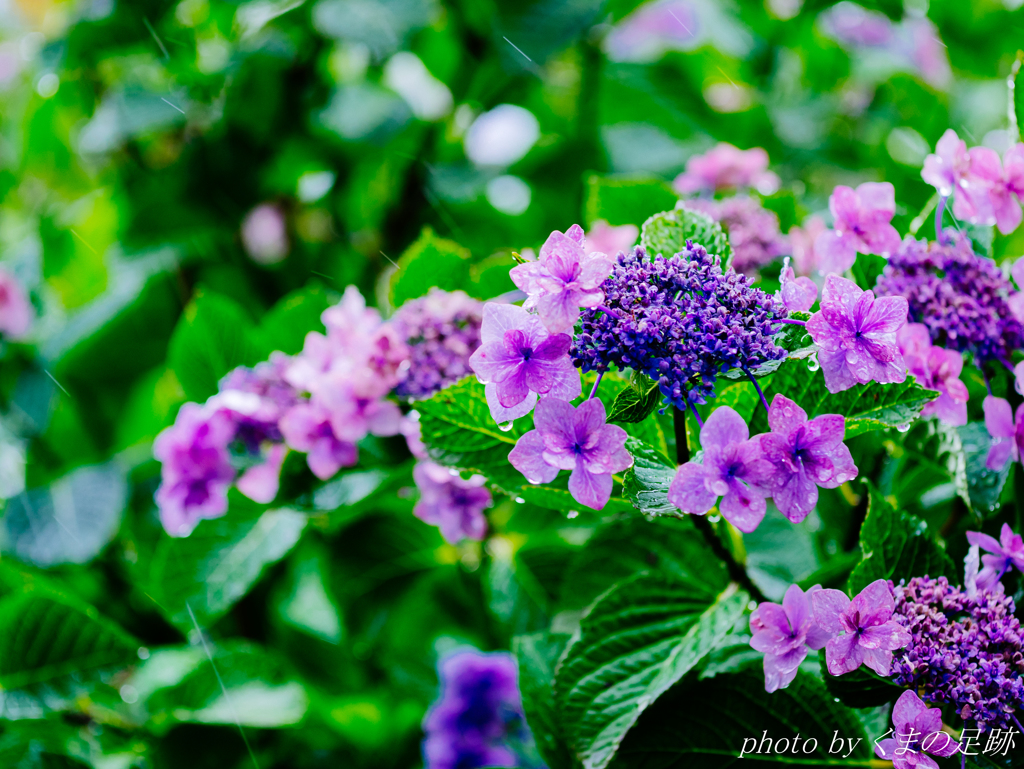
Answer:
[
  {"left": 772, "top": 318, "right": 806, "bottom": 326},
  {"left": 589, "top": 372, "right": 603, "bottom": 400},
  {"left": 673, "top": 408, "right": 766, "bottom": 604},
  {"left": 687, "top": 400, "right": 704, "bottom": 428},
  {"left": 935, "top": 195, "right": 948, "bottom": 245},
  {"left": 746, "top": 370, "right": 771, "bottom": 414}
]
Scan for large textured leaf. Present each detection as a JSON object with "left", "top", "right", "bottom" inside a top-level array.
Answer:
[
  {"left": 956, "top": 421, "right": 1011, "bottom": 516},
  {"left": 640, "top": 204, "right": 731, "bottom": 261},
  {"left": 513, "top": 632, "right": 575, "bottom": 769},
  {"left": 555, "top": 574, "right": 746, "bottom": 769},
  {"left": 749, "top": 358, "right": 938, "bottom": 438},
  {"left": 621, "top": 437, "right": 676, "bottom": 518},
  {"left": 607, "top": 377, "right": 662, "bottom": 424},
  {"left": 583, "top": 174, "right": 678, "bottom": 229},
  {"left": 147, "top": 507, "right": 307, "bottom": 632},
  {"left": 847, "top": 481, "right": 956, "bottom": 594},
  {"left": 389, "top": 227, "right": 472, "bottom": 307},
  {"left": 608, "top": 667, "right": 870, "bottom": 768},
  {"left": 0, "top": 586, "right": 137, "bottom": 691}
]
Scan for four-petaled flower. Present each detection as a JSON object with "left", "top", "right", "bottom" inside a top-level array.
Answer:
[
  {"left": 668, "top": 406, "right": 773, "bottom": 533},
  {"left": 897, "top": 323, "right": 969, "bottom": 426},
  {"left": 963, "top": 143, "right": 1024, "bottom": 235},
  {"left": 814, "top": 182, "right": 902, "bottom": 274},
  {"left": 758, "top": 395, "right": 858, "bottom": 524},
  {"left": 778, "top": 263, "right": 817, "bottom": 312},
  {"left": 749, "top": 583, "right": 834, "bottom": 693},
  {"left": 966, "top": 523, "right": 1024, "bottom": 592},
  {"left": 806, "top": 274, "right": 909, "bottom": 393},
  {"left": 812, "top": 579, "right": 912, "bottom": 676},
  {"left": 509, "top": 224, "right": 615, "bottom": 334},
  {"left": 983, "top": 395, "right": 1024, "bottom": 470},
  {"left": 874, "top": 690, "right": 960, "bottom": 769},
  {"left": 468, "top": 303, "right": 581, "bottom": 424},
  {"left": 508, "top": 397, "right": 632, "bottom": 510}
]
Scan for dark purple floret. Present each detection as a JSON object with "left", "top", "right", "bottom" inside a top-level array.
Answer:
[
  {"left": 571, "top": 242, "right": 788, "bottom": 409},
  {"left": 890, "top": 575, "right": 1024, "bottom": 731},
  {"left": 393, "top": 288, "right": 483, "bottom": 400},
  {"left": 875, "top": 234, "right": 1024, "bottom": 365}
]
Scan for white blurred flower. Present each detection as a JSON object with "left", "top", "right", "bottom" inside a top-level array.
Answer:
[
  {"left": 703, "top": 82, "right": 753, "bottom": 113},
  {"left": 383, "top": 51, "right": 452, "bottom": 122},
  {"left": 464, "top": 104, "right": 539, "bottom": 168},
  {"left": 485, "top": 175, "right": 531, "bottom": 216},
  {"left": 297, "top": 171, "right": 336, "bottom": 203},
  {"left": 0, "top": 437, "right": 25, "bottom": 500},
  {"left": 241, "top": 204, "right": 289, "bottom": 264}
]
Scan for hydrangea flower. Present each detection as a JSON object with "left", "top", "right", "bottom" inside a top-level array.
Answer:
[
  {"left": 749, "top": 583, "right": 834, "bottom": 693},
  {"left": 778, "top": 262, "right": 817, "bottom": 312},
  {"left": 758, "top": 395, "right": 858, "bottom": 523},
  {"left": 814, "top": 182, "right": 901, "bottom": 274},
  {"left": 235, "top": 443, "right": 287, "bottom": 504},
  {"left": 279, "top": 400, "right": 358, "bottom": 480},
  {"left": 584, "top": 220, "right": 638, "bottom": 257},
  {"left": 875, "top": 234, "right": 1024, "bottom": 364},
  {"left": 896, "top": 324, "right": 968, "bottom": 426},
  {"left": 509, "top": 225, "right": 615, "bottom": 334},
  {"left": 963, "top": 143, "right": 1024, "bottom": 234},
  {"left": 423, "top": 649, "right": 526, "bottom": 769},
  {"left": 921, "top": 128, "right": 970, "bottom": 199},
  {"left": 508, "top": 397, "right": 632, "bottom": 510},
  {"left": 966, "top": 524, "right": 1024, "bottom": 591},
  {"left": 572, "top": 244, "right": 786, "bottom": 409},
  {"left": 683, "top": 197, "right": 788, "bottom": 275},
  {"left": 672, "top": 143, "right": 779, "bottom": 195},
  {"left": 0, "top": 268, "right": 33, "bottom": 340},
  {"left": 874, "top": 690, "right": 960, "bottom": 768},
  {"left": 392, "top": 288, "right": 483, "bottom": 400},
  {"left": 983, "top": 395, "right": 1024, "bottom": 470},
  {"left": 468, "top": 303, "right": 581, "bottom": 424},
  {"left": 788, "top": 215, "right": 827, "bottom": 277},
  {"left": 891, "top": 575, "right": 1024, "bottom": 731},
  {"left": 413, "top": 461, "right": 492, "bottom": 544},
  {"left": 153, "top": 403, "right": 237, "bottom": 537},
  {"left": 812, "top": 579, "right": 911, "bottom": 676},
  {"left": 805, "top": 274, "right": 908, "bottom": 393},
  {"left": 667, "top": 406, "right": 772, "bottom": 533}
]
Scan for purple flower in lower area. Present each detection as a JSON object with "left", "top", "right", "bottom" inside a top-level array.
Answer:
[
  {"left": 0, "top": 268, "right": 33, "bottom": 340},
  {"left": 668, "top": 406, "right": 772, "bottom": 533},
  {"left": 509, "top": 224, "right": 614, "bottom": 334},
  {"left": 983, "top": 395, "right": 1024, "bottom": 470},
  {"left": 413, "top": 461, "right": 492, "bottom": 544},
  {"left": 749, "top": 583, "right": 834, "bottom": 693},
  {"left": 896, "top": 324, "right": 968, "bottom": 427},
  {"left": 875, "top": 234, "right": 1024, "bottom": 365},
  {"left": 966, "top": 524, "right": 1024, "bottom": 591},
  {"left": 874, "top": 690, "right": 960, "bottom": 769},
  {"left": 153, "top": 403, "right": 237, "bottom": 537},
  {"left": 682, "top": 197, "right": 788, "bottom": 275},
  {"left": 469, "top": 303, "right": 581, "bottom": 424},
  {"left": 813, "top": 182, "right": 901, "bottom": 275},
  {"left": 812, "top": 579, "right": 911, "bottom": 677},
  {"left": 392, "top": 288, "right": 483, "bottom": 400},
  {"left": 508, "top": 397, "right": 632, "bottom": 511},
  {"left": 279, "top": 400, "right": 357, "bottom": 480},
  {"left": 806, "top": 274, "right": 908, "bottom": 393},
  {"left": 891, "top": 575, "right": 1024, "bottom": 731},
  {"left": 758, "top": 395, "right": 858, "bottom": 524},
  {"left": 423, "top": 649, "right": 527, "bottom": 769},
  {"left": 777, "top": 263, "right": 817, "bottom": 312}
]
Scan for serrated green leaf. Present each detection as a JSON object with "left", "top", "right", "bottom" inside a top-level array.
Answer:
[
  {"left": 958, "top": 421, "right": 1011, "bottom": 516},
  {"left": 556, "top": 575, "right": 745, "bottom": 769},
  {"left": 848, "top": 481, "right": 956, "bottom": 594},
  {"left": 389, "top": 227, "right": 472, "bottom": 307},
  {"left": 621, "top": 437, "right": 677, "bottom": 518},
  {"left": 584, "top": 174, "right": 678, "bottom": 229},
  {"left": 640, "top": 204, "right": 731, "bottom": 262},
  {"left": 513, "top": 632, "right": 575, "bottom": 769},
  {"left": 749, "top": 359, "right": 939, "bottom": 438},
  {"left": 607, "top": 378, "right": 662, "bottom": 424},
  {"left": 147, "top": 507, "right": 307, "bottom": 633}
]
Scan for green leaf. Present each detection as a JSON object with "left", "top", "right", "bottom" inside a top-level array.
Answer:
[
  {"left": 583, "top": 174, "right": 678, "bottom": 229},
  {"left": 850, "top": 252, "right": 887, "bottom": 291},
  {"left": 608, "top": 667, "right": 870, "bottom": 767},
  {"left": 621, "top": 437, "right": 677, "bottom": 518},
  {"left": 641, "top": 203, "right": 731, "bottom": 262},
  {"left": 255, "top": 284, "right": 332, "bottom": 358},
  {"left": 607, "top": 377, "right": 662, "bottom": 424},
  {"left": 389, "top": 227, "right": 472, "bottom": 307},
  {"left": 147, "top": 507, "right": 307, "bottom": 633},
  {"left": 168, "top": 289, "right": 261, "bottom": 402},
  {"left": 513, "top": 632, "right": 575, "bottom": 769},
  {"left": 957, "top": 421, "right": 1011, "bottom": 516},
  {"left": 555, "top": 575, "right": 746, "bottom": 769},
  {"left": 820, "top": 655, "right": 904, "bottom": 708},
  {"left": 848, "top": 481, "right": 956, "bottom": 594},
  {"left": 0, "top": 586, "right": 138, "bottom": 691},
  {"left": 749, "top": 358, "right": 939, "bottom": 438}
]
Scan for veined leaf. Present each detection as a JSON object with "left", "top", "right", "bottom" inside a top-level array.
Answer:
[
  {"left": 640, "top": 204, "right": 731, "bottom": 262},
  {"left": 513, "top": 632, "right": 575, "bottom": 769},
  {"left": 621, "top": 437, "right": 676, "bottom": 518},
  {"left": 389, "top": 227, "right": 472, "bottom": 307},
  {"left": 607, "top": 377, "right": 662, "bottom": 424}
]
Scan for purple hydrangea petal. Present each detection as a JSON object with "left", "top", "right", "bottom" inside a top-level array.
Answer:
[
  {"left": 509, "top": 430, "right": 561, "bottom": 485},
  {"left": 763, "top": 648, "right": 807, "bottom": 693},
  {"left": 811, "top": 589, "right": 852, "bottom": 634},
  {"left": 567, "top": 459, "right": 614, "bottom": 510},
  {"left": 668, "top": 462, "right": 716, "bottom": 514},
  {"left": 700, "top": 406, "right": 750, "bottom": 449}
]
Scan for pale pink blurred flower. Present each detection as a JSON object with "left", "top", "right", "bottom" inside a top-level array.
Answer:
[
  {"left": 788, "top": 216, "right": 827, "bottom": 277},
  {"left": 0, "top": 268, "right": 33, "bottom": 340},
  {"left": 584, "top": 220, "right": 638, "bottom": 257},
  {"left": 241, "top": 203, "right": 289, "bottom": 265},
  {"left": 603, "top": 0, "right": 699, "bottom": 63},
  {"left": 673, "top": 143, "right": 779, "bottom": 195}
]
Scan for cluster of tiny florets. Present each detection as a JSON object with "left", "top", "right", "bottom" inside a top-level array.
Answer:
[
  {"left": 571, "top": 243, "right": 787, "bottom": 409},
  {"left": 875, "top": 234, "right": 1024, "bottom": 364},
  {"left": 890, "top": 575, "right": 1024, "bottom": 731}
]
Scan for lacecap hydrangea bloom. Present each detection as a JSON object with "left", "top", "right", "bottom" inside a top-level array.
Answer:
[
  {"left": 874, "top": 690, "right": 960, "bottom": 768},
  {"left": 749, "top": 583, "right": 833, "bottom": 693},
  {"left": 813, "top": 182, "right": 901, "bottom": 275}
]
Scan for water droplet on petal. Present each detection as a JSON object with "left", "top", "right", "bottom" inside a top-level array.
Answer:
[
  {"left": 498, "top": 421, "right": 515, "bottom": 432},
  {"left": 807, "top": 353, "right": 820, "bottom": 372},
  {"left": 896, "top": 423, "right": 910, "bottom": 433}
]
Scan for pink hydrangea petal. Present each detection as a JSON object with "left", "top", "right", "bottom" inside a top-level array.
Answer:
[
  {"left": 536, "top": 290, "right": 581, "bottom": 334},
  {"left": 567, "top": 460, "right": 613, "bottom": 510},
  {"left": 781, "top": 583, "right": 810, "bottom": 631},
  {"left": 485, "top": 383, "right": 537, "bottom": 423},
  {"left": 817, "top": 346, "right": 860, "bottom": 393},
  {"left": 891, "top": 690, "right": 928, "bottom": 733},
  {"left": 772, "top": 465, "right": 819, "bottom": 523},
  {"left": 766, "top": 394, "right": 808, "bottom": 434},
  {"left": 812, "top": 588, "right": 851, "bottom": 634},
  {"left": 479, "top": 302, "right": 532, "bottom": 346},
  {"left": 719, "top": 480, "right": 766, "bottom": 533},
  {"left": 859, "top": 646, "right": 894, "bottom": 676},
  {"left": 235, "top": 444, "right": 287, "bottom": 504},
  {"left": 577, "top": 252, "right": 615, "bottom": 289},
  {"left": 966, "top": 529, "right": 1004, "bottom": 554},
  {"left": 750, "top": 603, "right": 792, "bottom": 643},
  {"left": 859, "top": 621, "right": 911, "bottom": 651},
  {"left": 700, "top": 405, "right": 749, "bottom": 449},
  {"left": 543, "top": 359, "right": 582, "bottom": 401},
  {"left": 668, "top": 462, "right": 716, "bottom": 514},
  {"left": 814, "top": 229, "right": 856, "bottom": 275},
  {"left": 824, "top": 632, "right": 864, "bottom": 675},
  {"left": 829, "top": 185, "right": 860, "bottom": 225},
  {"left": 496, "top": 370, "right": 530, "bottom": 408},
  {"left": 762, "top": 650, "right": 804, "bottom": 693},
  {"left": 509, "top": 430, "right": 560, "bottom": 485},
  {"left": 984, "top": 395, "right": 1015, "bottom": 439},
  {"left": 922, "top": 731, "right": 959, "bottom": 759},
  {"left": 860, "top": 295, "right": 909, "bottom": 336}
]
